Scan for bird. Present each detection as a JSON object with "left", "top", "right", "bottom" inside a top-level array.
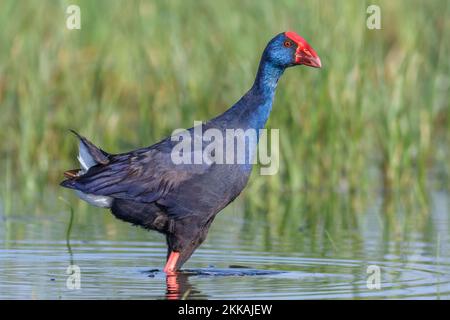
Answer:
[{"left": 60, "top": 31, "right": 321, "bottom": 273}]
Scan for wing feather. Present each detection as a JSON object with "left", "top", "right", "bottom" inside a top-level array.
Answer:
[{"left": 61, "top": 141, "right": 212, "bottom": 203}]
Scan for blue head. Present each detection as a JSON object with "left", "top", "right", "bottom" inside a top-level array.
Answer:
[
  {"left": 262, "top": 31, "right": 321, "bottom": 69},
  {"left": 230, "top": 31, "right": 322, "bottom": 130}
]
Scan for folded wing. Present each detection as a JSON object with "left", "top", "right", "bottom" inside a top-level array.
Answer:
[{"left": 61, "top": 134, "right": 212, "bottom": 204}]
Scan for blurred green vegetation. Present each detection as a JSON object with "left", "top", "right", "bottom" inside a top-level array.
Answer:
[{"left": 0, "top": 0, "right": 448, "bottom": 238}]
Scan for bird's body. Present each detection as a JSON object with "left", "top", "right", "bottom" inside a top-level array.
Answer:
[{"left": 61, "top": 31, "right": 321, "bottom": 272}]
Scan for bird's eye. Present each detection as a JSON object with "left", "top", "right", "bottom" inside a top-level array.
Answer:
[{"left": 283, "top": 41, "right": 292, "bottom": 48}]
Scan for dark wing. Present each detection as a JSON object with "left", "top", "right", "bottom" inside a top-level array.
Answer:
[{"left": 60, "top": 139, "right": 212, "bottom": 203}]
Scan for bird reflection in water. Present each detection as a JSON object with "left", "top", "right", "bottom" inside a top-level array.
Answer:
[{"left": 165, "top": 272, "right": 206, "bottom": 300}]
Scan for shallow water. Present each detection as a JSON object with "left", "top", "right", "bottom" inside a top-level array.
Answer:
[{"left": 0, "top": 190, "right": 449, "bottom": 299}]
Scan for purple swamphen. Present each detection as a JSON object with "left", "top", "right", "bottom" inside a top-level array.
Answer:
[{"left": 60, "top": 31, "right": 321, "bottom": 273}]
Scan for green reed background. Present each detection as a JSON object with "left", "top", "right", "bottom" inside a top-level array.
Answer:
[{"left": 0, "top": 0, "right": 448, "bottom": 239}]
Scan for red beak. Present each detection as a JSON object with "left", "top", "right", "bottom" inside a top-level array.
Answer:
[
  {"left": 285, "top": 31, "right": 322, "bottom": 68},
  {"left": 299, "top": 55, "right": 322, "bottom": 68}
]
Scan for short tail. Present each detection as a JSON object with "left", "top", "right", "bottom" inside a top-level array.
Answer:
[
  {"left": 70, "top": 130, "right": 110, "bottom": 171},
  {"left": 61, "top": 130, "right": 111, "bottom": 184},
  {"left": 60, "top": 130, "right": 114, "bottom": 208}
]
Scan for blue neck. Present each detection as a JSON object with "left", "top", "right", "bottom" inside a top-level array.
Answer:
[
  {"left": 249, "top": 60, "right": 284, "bottom": 129},
  {"left": 208, "top": 57, "right": 285, "bottom": 169},
  {"left": 219, "top": 58, "right": 285, "bottom": 131},
  {"left": 253, "top": 59, "right": 285, "bottom": 96}
]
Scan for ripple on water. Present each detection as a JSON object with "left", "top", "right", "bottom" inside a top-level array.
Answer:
[{"left": 0, "top": 239, "right": 449, "bottom": 299}]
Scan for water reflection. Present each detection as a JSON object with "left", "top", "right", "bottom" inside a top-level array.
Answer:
[
  {"left": 0, "top": 187, "right": 448, "bottom": 299},
  {"left": 165, "top": 273, "right": 205, "bottom": 300}
]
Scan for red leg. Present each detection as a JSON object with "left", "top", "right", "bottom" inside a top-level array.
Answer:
[{"left": 164, "top": 251, "right": 180, "bottom": 273}]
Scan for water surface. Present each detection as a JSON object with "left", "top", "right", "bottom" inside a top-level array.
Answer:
[{"left": 0, "top": 190, "right": 449, "bottom": 299}]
